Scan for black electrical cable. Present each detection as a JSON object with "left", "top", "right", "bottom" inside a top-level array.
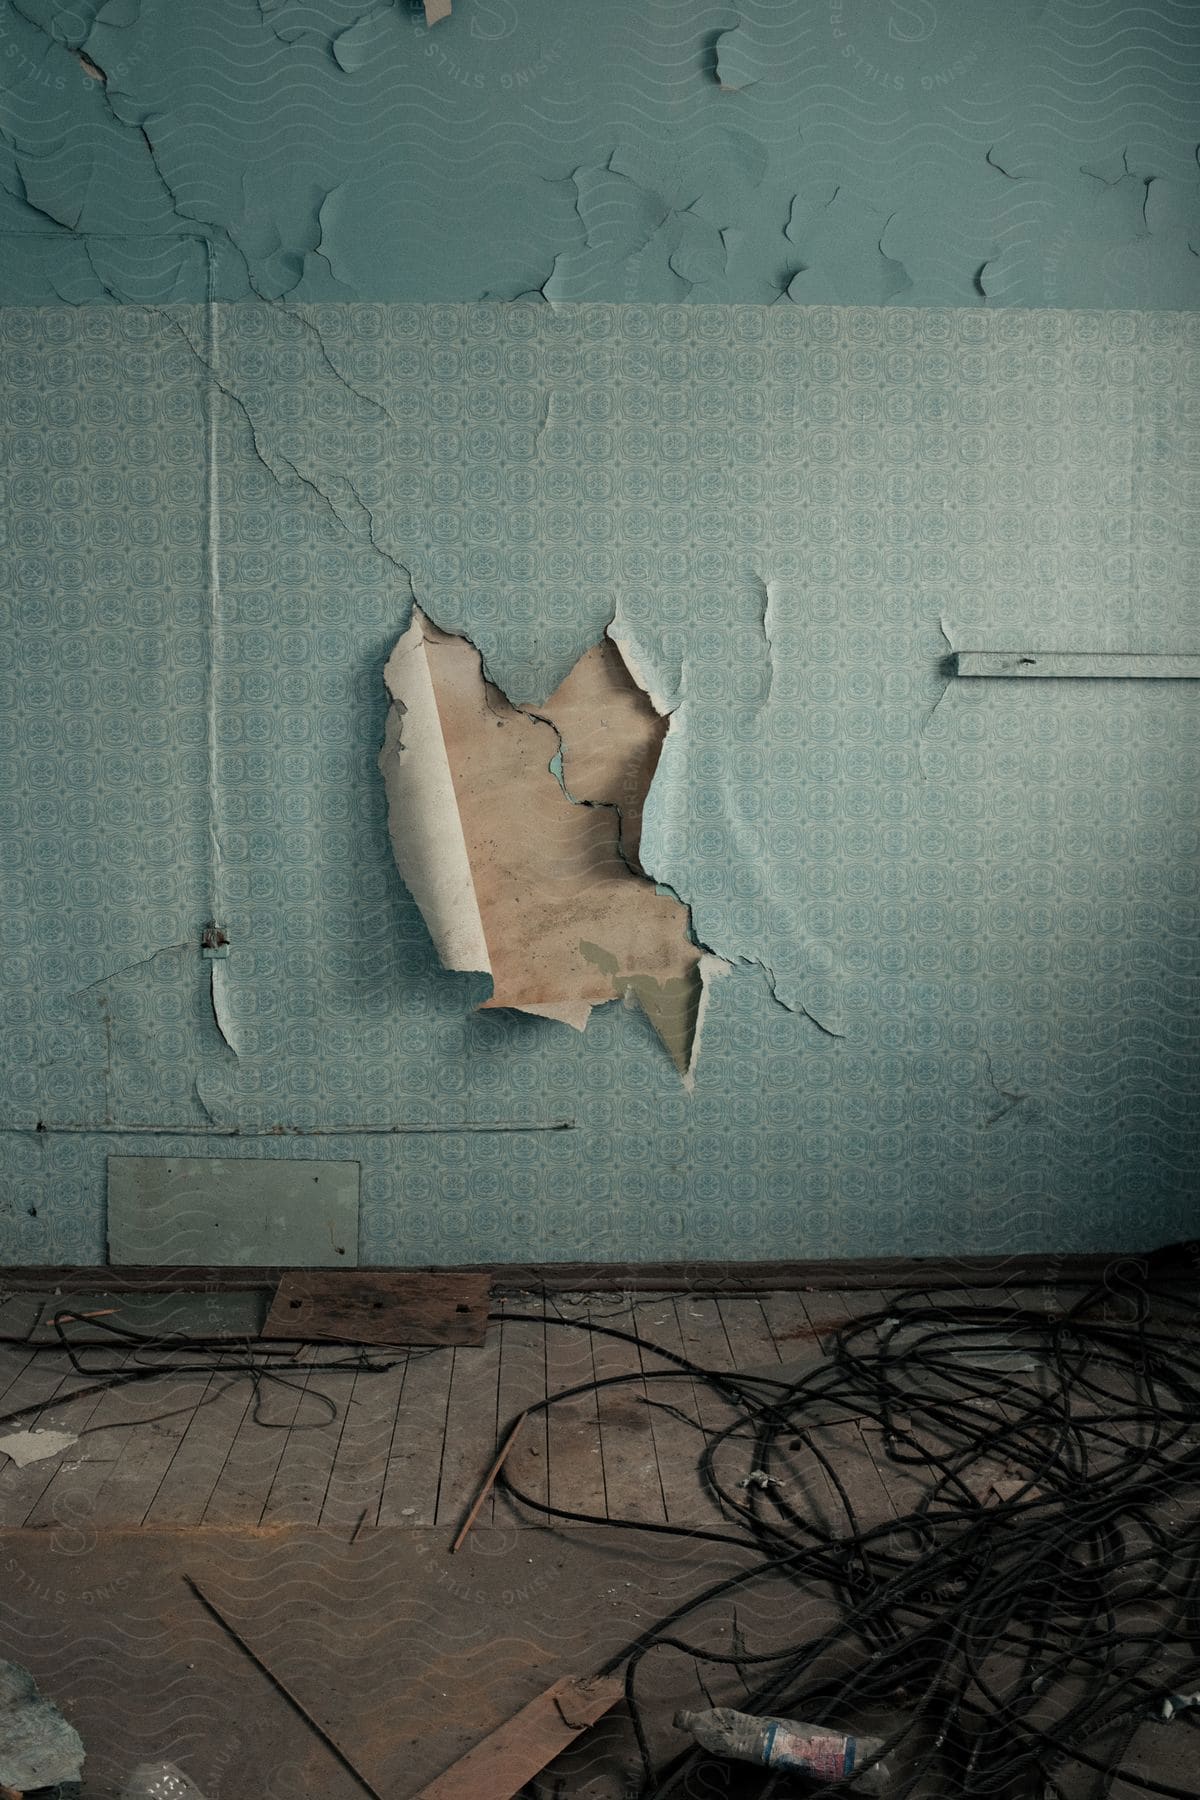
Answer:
[
  {"left": 0, "top": 1308, "right": 422, "bottom": 1434},
  {"left": 496, "top": 1277, "right": 1200, "bottom": 1799}
]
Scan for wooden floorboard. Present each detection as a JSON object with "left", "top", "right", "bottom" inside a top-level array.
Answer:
[
  {"left": 0, "top": 1355, "right": 136, "bottom": 1527},
  {"left": 435, "top": 1314, "right": 504, "bottom": 1531},
  {"left": 0, "top": 1346, "right": 36, "bottom": 1415},
  {"left": 258, "top": 1356, "right": 360, "bottom": 1529},
  {"left": 796, "top": 1287, "right": 858, "bottom": 1343},
  {"left": 715, "top": 1293, "right": 780, "bottom": 1372},
  {"left": 319, "top": 1348, "right": 410, "bottom": 1533},
  {"left": 671, "top": 1294, "right": 746, "bottom": 1524},
  {"left": 87, "top": 1369, "right": 218, "bottom": 1528},
  {"left": 376, "top": 1341, "right": 455, "bottom": 1528},
  {"left": 544, "top": 1295, "right": 606, "bottom": 1522},
  {"left": 629, "top": 1291, "right": 713, "bottom": 1528},
  {"left": 203, "top": 1348, "right": 316, "bottom": 1527},
  {"left": 0, "top": 1296, "right": 43, "bottom": 1401},
  {"left": 0, "top": 1351, "right": 99, "bottom": 1440},
  {"left": 143, "top": 1352, "right": 257, "bottom": 1527},
  {"left": 589, "top": 1295, "right": 667, "bottom": 1526},
  {"left": 492, "top": 1294, "right": 549, "bottom": 1524},
  {"left": 758, "top": 1288, "right": 826, "bottom": 1358},
  {"left": 806, "top": 1420, "right": 897, "bottom": 1537},
  {"left": 23, "top": 1352, "right": 140, "bottom": 1531},
  {"left": 1, "top": 1284, "right": 1181, "bottom": 1544}
]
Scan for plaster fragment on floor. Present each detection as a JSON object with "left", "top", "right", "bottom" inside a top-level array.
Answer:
[{"left": 0, "top": 1428, "right": 78, "bottom": 1467}]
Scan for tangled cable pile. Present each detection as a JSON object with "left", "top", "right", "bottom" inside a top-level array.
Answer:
[{"left": 500, "top": 1275, "right": 1200, "bottom": 1799}]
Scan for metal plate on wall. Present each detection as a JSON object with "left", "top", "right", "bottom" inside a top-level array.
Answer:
[{"left": 106, "top": 1156, "right": 360, "bottom": 1267}]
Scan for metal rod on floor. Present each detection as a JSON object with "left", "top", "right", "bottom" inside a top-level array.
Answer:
[{"left": 184, "top": 1574, "right": 385, "bottom": 1800}]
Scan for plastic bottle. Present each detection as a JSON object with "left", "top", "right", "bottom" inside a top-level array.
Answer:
[{"left": 675, "top": 1706, "right": 891, "bottom": 1791}]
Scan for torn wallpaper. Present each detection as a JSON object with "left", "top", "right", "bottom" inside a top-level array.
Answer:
[
  {"left": 377, "top": 606, "right": 711, "bottom": 1074},
  {"left": 1, "top": 300, "right": 1198, "bottom": 1263}
]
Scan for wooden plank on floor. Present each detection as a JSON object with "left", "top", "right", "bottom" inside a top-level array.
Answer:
[
  {"left": 671, "top": 1294, "right": 745, "bottom": 1520},
  {"left": 0, "top": 1292, "right": 42, "bottom": 1352},
  {"left": 858, "top": 1422, "right": 939, "bottom": 1529},
  {"left": 376, "top": 1344, "right": 456, "bottom": 1527},
  {"left": 263, "top": 1270, "right": 490, "bottom": 1345},
  {"left": 798, "top": 1288, "right": 859, "bottom": 1345},
  {"left": 0, "top": 1345, "right": 38, "bottom": 1414},
  {"left": 759, "top": 1289, "right": 831, "bottom": 1358},
  {"left": 435, "top": 1316, "right": 504, "bottom": 1532},
  {"left": 411, "top": 1672, "right": 626, "bottom": 1800},
  {"left": 587, "top": 1295, "right": 667, "bottom": 1526},
  {"left": 143, "top": 1352, "right": 256, "bottom": 1526},
  {"left": 0, "top": 1351, "right": 95, "bottom": 1437},
  {"left": 806, "top": 1420, "right": 897, "bottom": 1539},
  {"left": 774, "top": 1428, "right": 845, "bottom": 1541},
  {"left": 319, "top": 1350, "right": 410, "bottom": 1533},
  {"left": 492, "top": 1295, "right": 548, "bottom": 1525},
  {"left": 543, "top": 1296, "right": 605, "bottom": 1522},
  {"left": 672, "top": 1294, "right": 739, "bottom": 1423}
]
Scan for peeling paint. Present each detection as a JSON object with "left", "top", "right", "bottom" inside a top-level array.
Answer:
[
  {"left": 785, "top": 187, "right": 914, "bottom": 306},
  {"left": 0, "top": 2, "right": 1196, "bottom": 308},
  {"left": 713, "top": 23, "right": 764, "bottom": 94}
]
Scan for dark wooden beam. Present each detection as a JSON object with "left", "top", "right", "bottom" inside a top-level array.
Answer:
[{"left": 0, "top": 1251, "right": 1173, "bottom": 1295}]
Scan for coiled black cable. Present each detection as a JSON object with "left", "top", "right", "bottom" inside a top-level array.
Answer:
[{"left": 499, "top": 1275, "right": 1200, "bottom": 1799}]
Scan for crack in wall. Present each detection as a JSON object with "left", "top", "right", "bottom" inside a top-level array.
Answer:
[
  {"left": 917, "top": 617, "right": 957, "bottom": 780},
  {"left": 981, "top": 1052, "right": 1029, "bottom": 1130},
  {"left": 66, "top": 943, "right": 192, "bottom": 1127}
]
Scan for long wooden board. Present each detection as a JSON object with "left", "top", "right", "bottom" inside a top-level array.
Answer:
[
  {"left": 262, "top": 1272, "right": 491, "bottom": 1346},
  {"left": 411, "top": 1672, "right": 625, "bottom": 1800}
]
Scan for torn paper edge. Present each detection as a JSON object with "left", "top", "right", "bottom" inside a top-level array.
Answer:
[
  {"left": 518, "top": 1001, "right": 594, "bottom": 1031},
  {"left": 209, "top": 958, "right": 241, "bottom": 1059},
  {"left": 683, "top": 954, "right": 731, "bottom": 1093},
  {"left": 381, "top": 607, "right": 726, "bottom": 1081},
  {"left": 608, "top": 625, "right": 732, "bottom": 1086},
  {"left": 380, "top": 611, "right": 491, "bottom": 975},
  {"left": 607, "top": 623, "right": 678, "bottom": 718}
]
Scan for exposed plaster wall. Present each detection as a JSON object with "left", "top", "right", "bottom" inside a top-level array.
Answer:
[{"left": 0, "top": 0, "right": 1197, "bottom": 1264}]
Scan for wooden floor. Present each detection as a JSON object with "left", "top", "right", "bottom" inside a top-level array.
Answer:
[
  {"left": 1, "top": 1281, "right": 1195, "bottom": 1800},
  {"left": 0, "top": 1284, "right": 1053, "bottom": 1537}
]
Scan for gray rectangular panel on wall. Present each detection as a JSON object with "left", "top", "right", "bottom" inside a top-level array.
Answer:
[{"left": 106, "top": 1157, "right": 361, "bottom": 1267}]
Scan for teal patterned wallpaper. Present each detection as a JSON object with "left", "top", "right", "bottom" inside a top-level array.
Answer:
[
  {"left": 1, "top": 0, "right": 1198, "bottom": 1264},
  {"left": 1, "top": 299, "right": 1197, "bottom": 1264}
]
